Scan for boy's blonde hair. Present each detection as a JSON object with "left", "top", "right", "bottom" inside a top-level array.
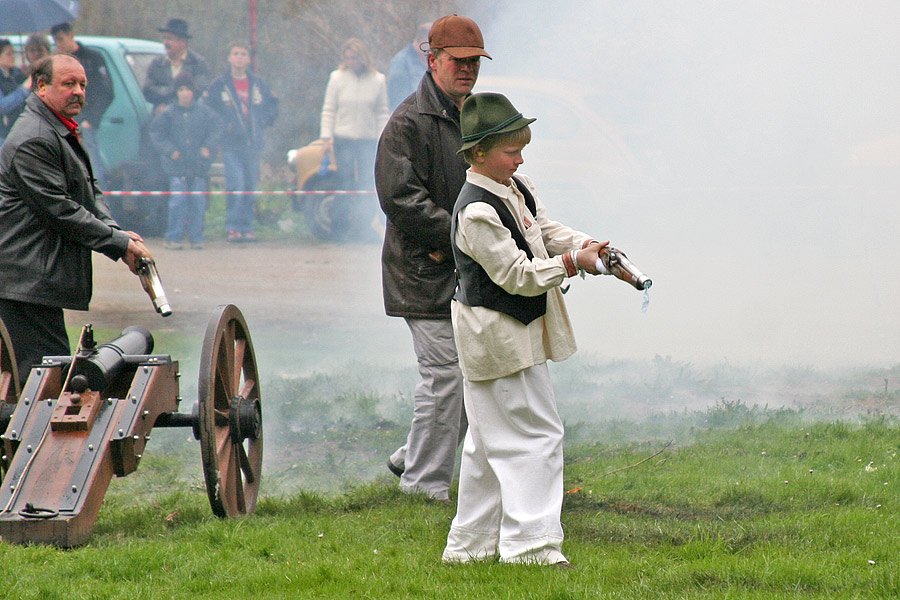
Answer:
[{"left": 463, "top": 126, "right": 532, "bottom": 164}]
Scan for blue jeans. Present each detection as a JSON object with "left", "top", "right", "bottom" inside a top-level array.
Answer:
[
  {"left": 333, "top": 137, "right": 376, "bottom": 191},
  {"left": 223, "top": 148, "right": 260, "bottom": 233},
  {"left": 165, "top": 176, "right": 209, "bottom": 244}
]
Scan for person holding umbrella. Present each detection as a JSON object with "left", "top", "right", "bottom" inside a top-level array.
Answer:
[{"left": 23, "top": 34, "right": 51, "bottom": 76}]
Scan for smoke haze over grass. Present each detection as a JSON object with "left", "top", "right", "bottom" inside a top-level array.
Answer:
[{"left": 463, "top": 0, "right": 900, "bottom": 368}]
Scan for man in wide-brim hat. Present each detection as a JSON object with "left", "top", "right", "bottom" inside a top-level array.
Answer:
[{"left": 142, "top": 17, "right": 210, "bottom": 112}]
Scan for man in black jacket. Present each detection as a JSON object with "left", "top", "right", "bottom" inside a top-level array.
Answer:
[
  {"left": 0, "top": 55, "right": 150, "bottom": 387},
  {"left": 142, "top": 18, "right": 210, "bottom": 114},
  {"left": 51, "top": 22, "right": 114, "bottom": 187},
  {"left": 375, "top": 16, "right": 491, "bottom": 501}
]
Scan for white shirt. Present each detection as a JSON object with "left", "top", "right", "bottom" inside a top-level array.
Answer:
[{"left": 452, "top": 171, "right": 595, "bottom": 381}]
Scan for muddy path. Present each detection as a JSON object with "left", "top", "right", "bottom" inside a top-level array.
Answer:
[{"left": 79, "top": 239, "right": 408, "bottom": 379}]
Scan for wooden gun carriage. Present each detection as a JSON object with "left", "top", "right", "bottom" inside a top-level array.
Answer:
[{"left": 0, "top": 304, "right": 262, "bottom": 547}]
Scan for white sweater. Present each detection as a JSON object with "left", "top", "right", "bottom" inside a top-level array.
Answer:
[{"left": 319, "top": 68, "right": 389, "bottom": 141}]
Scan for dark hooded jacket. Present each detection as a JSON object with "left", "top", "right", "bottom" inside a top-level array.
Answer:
[
  {"left": 375, "top": 71, "right": 469, "bottom": 319},
  {"left": 0, "top": 94, "right": 130, "bottom": 310},
  {"left": 72, "top": 43, "right": 113, "bottom": 127},
  {"left": 149, "top": 99, "right": 222, "bottom": 177}
]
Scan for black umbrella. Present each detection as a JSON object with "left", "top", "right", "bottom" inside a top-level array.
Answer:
[{"left": 0, "top": 0, "right": 79, "bottom": 33}]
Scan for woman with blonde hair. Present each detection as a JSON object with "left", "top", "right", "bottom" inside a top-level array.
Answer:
[{"left": 318, "top": 38, "right": 389, "bottom": 237}]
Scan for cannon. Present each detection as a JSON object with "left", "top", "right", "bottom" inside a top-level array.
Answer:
[{"left": 0, "top": 304, "right": 262, "bottom": 547}]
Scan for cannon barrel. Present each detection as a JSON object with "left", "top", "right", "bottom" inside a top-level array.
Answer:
[{"left": 70, "top": 326, "right": 154, "bottom": 392}]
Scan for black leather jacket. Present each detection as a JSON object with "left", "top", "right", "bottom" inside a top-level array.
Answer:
[
  {"left": 375, "top": 72, "right": 469, "bottom": 319},
  {"left": 142, "top": 50, "right": 210, "bottom": 109},
  {"left": 0, "top": 94, "right": 130, "bottom": 310}
]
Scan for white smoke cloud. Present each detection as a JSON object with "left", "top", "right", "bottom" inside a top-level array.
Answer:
[{"left": 463, "top": 0, "right": 900, "bottom": 367}]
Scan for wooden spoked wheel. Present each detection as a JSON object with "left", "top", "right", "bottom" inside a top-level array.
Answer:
[
  {"left": 0, "top": 318, "right": 20, "bottom": 479},
  {"left": 0, "top": 317, "right": 19, "bottom": 406},
  {"left": 198, "top": 305, "right": 263, "bottom": 518}
]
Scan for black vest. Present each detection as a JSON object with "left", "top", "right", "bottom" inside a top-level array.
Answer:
[{"left": 451, "top": 176, "right": 547, "bottom": 325}]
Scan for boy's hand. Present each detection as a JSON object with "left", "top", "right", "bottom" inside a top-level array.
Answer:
[{"left": 577, "top": 241, "right": 609, "bottom": 275}]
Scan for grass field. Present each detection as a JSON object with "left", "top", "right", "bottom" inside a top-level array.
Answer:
[{"left": 2, "top": 347, "right": 899, "bottom": 598}]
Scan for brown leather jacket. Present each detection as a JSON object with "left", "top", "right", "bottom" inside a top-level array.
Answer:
[{"left": 375, "top": 72, "right": 469, "bottom": 319}]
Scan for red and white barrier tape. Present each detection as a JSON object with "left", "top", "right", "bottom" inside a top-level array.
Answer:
[{"left": 103, "top": 189, "right": 375, "bottom": 196}]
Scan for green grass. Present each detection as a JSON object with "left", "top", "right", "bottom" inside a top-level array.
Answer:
[
  {"left": 13, "top": 335, "right": 900, "bottom": 598},
  {"left": 1, "top": 412, "right": 899, "bottom": 599}
]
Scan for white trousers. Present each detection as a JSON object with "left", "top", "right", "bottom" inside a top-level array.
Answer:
[
  {"left": 390, "top": 318, "right": 466, "bottom": 500},
  {"left": 443, "top": 362, "right": 566, "bottom": 564}
]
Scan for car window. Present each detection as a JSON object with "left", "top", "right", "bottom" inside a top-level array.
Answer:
[{"left": 125, "top": 52, "right": 159, "bottom": 88}]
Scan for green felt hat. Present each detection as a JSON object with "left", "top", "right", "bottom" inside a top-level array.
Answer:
[{"left": 459, "top": 93, "right": 536, "bottom": 152}]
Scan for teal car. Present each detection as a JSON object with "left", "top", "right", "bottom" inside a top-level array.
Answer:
[
  {"left": 10, "top": 34, "right": 168, "bottom": 233},
  {"left": 10, "top": 34, "right": 164, "bottom": 179}
]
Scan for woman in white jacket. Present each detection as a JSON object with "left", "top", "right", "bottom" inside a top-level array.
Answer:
[{"left": 319, "top": 38, "right": 389, "bottom": 192}]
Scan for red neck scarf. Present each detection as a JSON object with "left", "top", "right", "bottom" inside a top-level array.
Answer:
[{"left": 49, "top": 108, "right": 80, "bottom": 141}]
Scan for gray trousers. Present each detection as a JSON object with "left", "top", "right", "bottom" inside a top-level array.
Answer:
[{"left": 390, "top": 318, "right": 466, "bottom": 500}]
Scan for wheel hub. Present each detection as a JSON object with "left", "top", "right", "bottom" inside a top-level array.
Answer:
[{"left": 229, "top": 395, "right": 261, "bottom": 442}]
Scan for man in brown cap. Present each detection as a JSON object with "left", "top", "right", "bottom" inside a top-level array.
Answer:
[{"left": 375, "top": 15, "right": 491, "bottom": 502}]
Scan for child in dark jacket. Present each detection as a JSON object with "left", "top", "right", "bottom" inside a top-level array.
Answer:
[{"left": 149, "top": 72, "right": 222, "bottom": 249}]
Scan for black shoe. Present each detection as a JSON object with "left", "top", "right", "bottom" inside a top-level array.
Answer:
[{"left": 387, "top": 459, "right": 404, "bottom": 478}]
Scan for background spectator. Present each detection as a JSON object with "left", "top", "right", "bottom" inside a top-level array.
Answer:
[
  {"left": 51, "top": 22, "right": 114, "bottom": 188},
  {"left": 387, "top": 22, "right": 431, "bottom": 110},
  {"left": 143, "top": 18, "right": 210, "bottom": 113},
  {"left": 149, "top": 71, "right": 221, "bottom": 250},
  {"left": 23, "top": 34, "right": 51, "bottom": 76},
  {"left": 318, "top": 38, "right": 389, "bottom": 239},
  {"left": 206, "top": 40, "right": 279, "bottom": 243},
  {"left": 319, "top": 38, "right": 389, "bottom": 193},
  {"left": 0, "top": 39, "right": 30, "bottom": 147}
]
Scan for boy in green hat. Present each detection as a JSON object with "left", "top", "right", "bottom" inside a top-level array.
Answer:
[{"left": 443, "top": 92, "right": 609, "bottom": 567}]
